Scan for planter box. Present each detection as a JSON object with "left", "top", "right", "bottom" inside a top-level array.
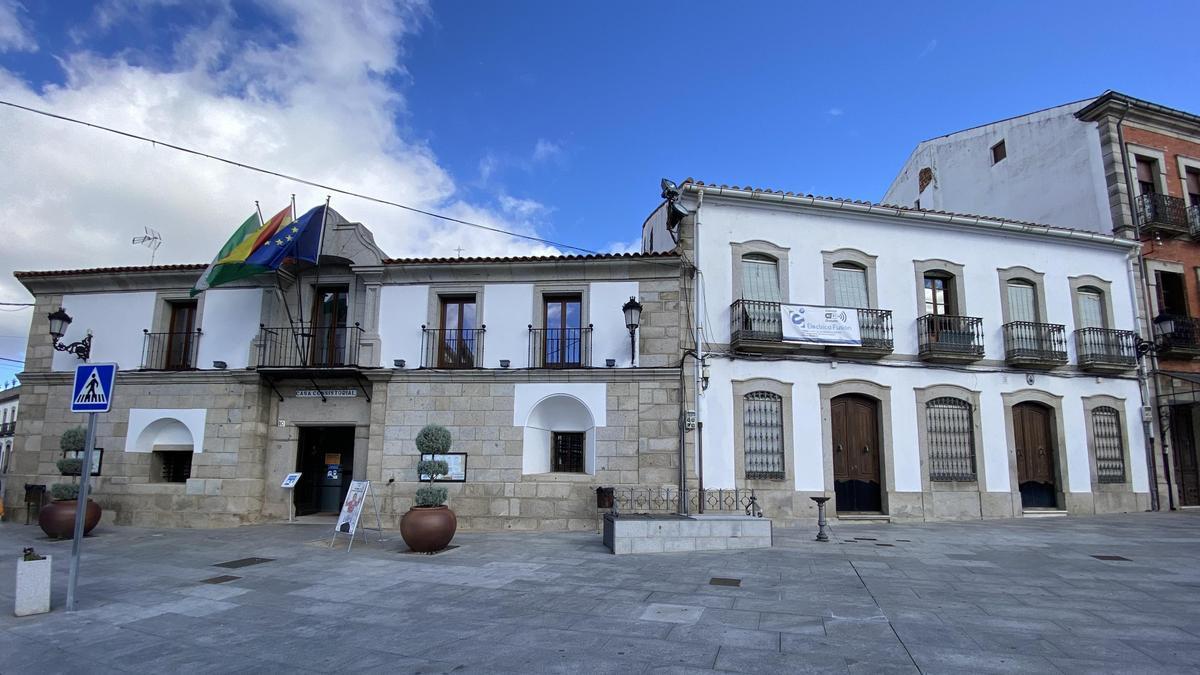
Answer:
[{"left": 15, "top": 555, "right": 52, "bottom": 616}]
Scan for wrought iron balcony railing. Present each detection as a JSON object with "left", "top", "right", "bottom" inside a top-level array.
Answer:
[
  {"left": 257, "top": 323, "right": 364, "bottom": 368},
  {"left": 529, "top": 325, "right": 592, "bottom": 368},
  {"left": 1154, "top": 315, "right": 1200, "bottom": 358},
  {"left": 1075, "top": 328, "right": 1137, "bottom": 371},
  {"left": 0, "top": 421, "right": 14, "bottom": 437},
  {"left": 917, "top": 314, "right": 985, "bottom": 361},
  {"left": 141, "top": 330, "right": 202, "bottom": 370},
  {"left": 1002, "top": 321, "right": 1068, "bottom": 367},
  {"left": 730, "top": 299, "right": 893, "bottom": 355},
  {"left": 1137, "top": 193, "right": 1190, "bottom": 235},
  {"left": 421, "top": 326, "right": 485, "bottom": 368},
  {"left": 605, "top": 486, "right": 763, "bottom": 517}
]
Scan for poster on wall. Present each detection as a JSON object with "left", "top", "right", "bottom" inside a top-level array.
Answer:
[
  {"left": 419, "top": 453, "right": 467, "bottom": 482},
  {"left": 66, "top": 448, "right": 103, "bottom": 476},
  {"left": 779, "top": 304, "right": 862, "bottom": 346},
  {"left": 335, "top": 480, "right": 370, "bottom": 534}
]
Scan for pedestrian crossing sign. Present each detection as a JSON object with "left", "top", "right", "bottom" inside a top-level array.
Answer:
[{"left": 71, "top": 363, "right": 117, "bottom": 413}]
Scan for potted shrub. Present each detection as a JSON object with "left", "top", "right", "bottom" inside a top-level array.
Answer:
[
  {"left": 399, "top": 425, "right": 458, "bottom": 553},
  {"left": 38, "top": 427, "right": 102, "bottom": 539}
]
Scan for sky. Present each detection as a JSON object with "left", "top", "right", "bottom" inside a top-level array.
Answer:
[{"left": 0, "top": 0, "right": 1198, "bottom": 381}]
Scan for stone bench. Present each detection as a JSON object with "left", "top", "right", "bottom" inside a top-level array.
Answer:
[{"left": 602, "top": 513, "right": 772, "bottom": 554}]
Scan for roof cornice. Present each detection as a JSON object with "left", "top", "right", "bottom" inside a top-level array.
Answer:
[{"left": 1075, "top": 90, "right": 1200, "bottom": 137}]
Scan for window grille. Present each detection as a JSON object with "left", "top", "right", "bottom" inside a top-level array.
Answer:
[
  {"left": 926, "top": 397, "right": 976, "bottom": 481},
  {"left": 744, "top": 391, "right": 785, "bottom": 479},
  {"left": 155, "top": 451, "right": 193, "bottom": 483},
  {"left": 1092, "top": 407, "right": 1126, "bottom": 484},
  {"left": 552, "top": 432, "right": 585, "bottom": 473}
]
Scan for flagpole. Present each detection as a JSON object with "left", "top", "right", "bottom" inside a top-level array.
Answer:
[
  {"left": 255, "top": 201, "right": 265, "bottom": 227},
  {"left": 310, "top": 196, "right": 331, "bottom": 297},
  {"left": 291, "top": 194, "right": 304, "bottom": 330}
]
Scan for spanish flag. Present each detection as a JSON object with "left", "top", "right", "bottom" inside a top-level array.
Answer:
[{"left": 190, "top": 205, "right": 292, "bottom": 296}]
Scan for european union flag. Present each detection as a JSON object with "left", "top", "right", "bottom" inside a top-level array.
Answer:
[{"left": 244, "top": 205, "right": 326, "bottom": 270}]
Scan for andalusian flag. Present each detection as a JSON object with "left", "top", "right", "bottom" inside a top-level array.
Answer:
[{"left": 190, "top": 205, "right": 292, "bottom": 296}]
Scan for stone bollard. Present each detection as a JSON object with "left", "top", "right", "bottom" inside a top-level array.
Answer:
[
  {"left": 810, "top": 497, "right": 832, "bottom": 542},
  {"left": 15, "top": 548, "right": 52, "bottom": 616}
]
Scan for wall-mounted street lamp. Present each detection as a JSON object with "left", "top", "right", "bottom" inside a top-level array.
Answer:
[
  {"left": 622, "top": 296, "right": 643, "bottom": 364},
  {"left": 47, "top": 308, "right": 92, "bottom": 362}
]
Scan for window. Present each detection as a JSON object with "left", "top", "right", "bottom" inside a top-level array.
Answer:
[
  {"left": 1187, "top": 169, "right": 1200, "bottom": 206},
  {"left": 1156, "top": 271, "right": 1189, "bottom": 317},
  {"left": 926, "top": 397, "right": 976, "bottom": 481},
  {"left": 831, "top": 263, "right": 869, "bottom": 308},
  {"left": 744, "top": 391, "right": 785, "bottom": 479},
  {"left": 1136, "top": 156, "right": 1158, "bottom": 196},
  {"left": 438, "top": 296, "right": 477, "bottom": 368},
  {"left": 741, "top": 254, "right": 781, "bottom": 302},
  {"left": 551, "top": 431, "right": 585, "bottom": 473},
  {"left": 991, "top": 140, "right": 1007, "bottom": 165},
  {"left": 164, "top": 300, "right": 198, "bottom": 370},
  {"left": 1091, "top": 407, "right": 1126, "bottom": 483},
  {"left": 543, "top": 295, "right": 583, "bottom": 367},
  {"left": 152, "top": 450, "right": 192, "bottom": 483},
  {"left": 924, "top": 273, "right": 956, "bottom": 316},
  {"left": 311, "top": 286, "right": 348, "bottom": 366},
  {"left": 1006, "top": 279, "right": 1039, "bottom": 323},
  {"left": 1077, "top": 287, "right": 1106, "bottom": 329}
]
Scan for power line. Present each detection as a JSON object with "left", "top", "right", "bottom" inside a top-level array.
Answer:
[
  {"left": 0, "top": 356, "right": 24, "bottom": 365},
  {"left": 0, "top": 98, "right": 677, "bottom": 268},
  {"left": 0, "top": 302, "right": 34, "bottom": 307}
]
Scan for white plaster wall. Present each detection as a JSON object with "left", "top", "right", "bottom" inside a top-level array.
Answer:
[
  {"left": 513, "top": 383, "right": 607, "bottom": 428},
  {"left": 589, "top": 281, "right": 640, "bottom": 367},
  {"left": 481, "top": 283, "right": 533, "bottom": 368},
  {"left": 883, "top": 100, "right": 1113, "bottom": 234},
  {"left": 125, "top": 408, "right": 207, "bottom": 453},
  {"left": 197, "top": 288, "right": 262, "bottom": 370},
  {"left": 699, "top": 201, "right": 1137, "bottom": 360},
  {"left": 522, "top": 394, "right": 596, "bottom": 474},
  {"left": 701, "top": 358, "right": 1148, "bottom": 496},
  {"left": 378, "top": 285, "right": 429, "bottom": 368},
  {"left": 53, "top": 292, "right": 156, "bottom": 371}
]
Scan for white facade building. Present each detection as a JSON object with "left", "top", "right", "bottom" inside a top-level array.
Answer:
[{"left": 646, "top": 180, "right": 1150, "bottom": 521}]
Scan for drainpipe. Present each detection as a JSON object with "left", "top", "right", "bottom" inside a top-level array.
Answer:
[{"left": 1117, "top": 101, "right": 1172, "bottom": 510}]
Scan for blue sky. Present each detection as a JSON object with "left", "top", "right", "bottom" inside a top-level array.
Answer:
[{"left": 0, "top": 0, "right": 1198, "bottom": 378}]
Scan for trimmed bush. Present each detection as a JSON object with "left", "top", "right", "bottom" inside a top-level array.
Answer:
[
  {"left": 57, "top": 458, "right": 84, "bottom": 476},
  {"left": 60, "top": 427, "right": 86, "bottom": 454},
  {"left": 415, "top": 425, "right": 452, "bottom": 455},
  {"left": 417, "top": 459, "right": 449, "bottom": 481},
  {"left": 50, "top": 483, "right": 79, "bottom": 501},
  {"left": 415, "top": 485, "right": 448, "bottom": 507}
]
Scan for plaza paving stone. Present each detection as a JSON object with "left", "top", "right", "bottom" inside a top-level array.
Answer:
[{"left": 1, "top": 511, "right": 1199, "bottom": 673}]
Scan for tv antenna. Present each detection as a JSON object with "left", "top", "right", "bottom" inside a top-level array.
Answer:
[{"left": 132, "top": 227, "right": 163, "bottom": 264}]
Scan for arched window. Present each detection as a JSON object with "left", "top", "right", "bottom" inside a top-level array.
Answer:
[
  {"left": 744, "top": 391, "right": 785, "bottom": 479},
  {"left": 1006, "top": 279, "right": 1038, "bottom": 323},
  {"left": 926, "top": 397, "right": 976, "bottom": 481},
  {"left": 1092, "top": 406, "right": 1125, "bottom": 483},
  {"left": 1078, "top": 287, "right": 1106, "bottom": 329},
  {"left": 741, "top": 254, "right": 781, "bottom": 302},
  {"left": 831, "top": 262, "right": 869, "bottom": 309}
]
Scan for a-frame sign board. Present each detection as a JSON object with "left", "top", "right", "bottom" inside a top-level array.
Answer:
[{"left": 330, "top": 480, "right": 385, "bottom": 552}]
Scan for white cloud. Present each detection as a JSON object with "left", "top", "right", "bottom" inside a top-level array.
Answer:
[
  {"left": 532, "top": 138, "right": 561, "bottom": 163},
  {"left": 603, "top": 238, "right": 642, "bottom": 255},
  {"left": 0, "top": 0, "right": 36, "bottom": 53},
  {"left": 827, "top": 107, "right": 844, "bottom": 117},
  {"left": 499, "top": 194, "right": 550, "bottom": 219},
  {"left": 917, "top": 39, "right": 938, "bottom": 60},
  {"left": 0, "top": 0, "right": 562, "bottom": 364}
]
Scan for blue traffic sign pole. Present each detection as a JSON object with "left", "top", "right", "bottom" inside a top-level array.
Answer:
[{"left": 65, "top": 412, "right": 97, "bottom": 611}]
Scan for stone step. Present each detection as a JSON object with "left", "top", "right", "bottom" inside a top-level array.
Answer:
[
  {"left": 835, "top": 514, "right": 892, "bottom": 524},
  {"left": 1022, "top": 509, "right": 1069, "bottom": 518}
]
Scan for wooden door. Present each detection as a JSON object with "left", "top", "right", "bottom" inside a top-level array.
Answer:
[
  {"left": 311, "top": 287, "right": 348, "bottom": 366},
  {"left": 438, "top": 296, "right": 477, "bottom": 367},
  {"left": 1171, "top": 406, "right": 1200, "bottom": 507},
  {"left": 164, "top": 301, "right": 197, "bottom": 369},
  {"left": 1015, "top": 402, "right": 1057, "bottom": 508},
  {"left": 832, "top": 394, "right": 882, "bottom": 512}
]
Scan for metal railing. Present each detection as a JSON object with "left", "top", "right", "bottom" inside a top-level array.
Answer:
[
  {"left": 731, "top": 299, "right": 893, "bottom": 350},
  {"left": 607, "top": 486, "right": 763, "bottom": 517},
  {"left": 141, "top": 330, "right": 202, "bottom": 370},
  {"left": 855, "top": 308, "right": 894, "bottom": 351},
  {"left": 529, "top": 325, "right": 593, "bottom": 368},
  {"left": 1002, "top": 321, "right": 1068, "bottom": 364},
  {"left": 1154, "top": 315, "right": 1200, "bottom": 354},
  {"left": 1075, "top": 328, "right": 1137, "bottom": 368},
  {"left": 0, "top": 421, "right": 13, "bottom": 437},
  {"left": 1137, "top": 193, "right": 1190, "bottom": 234},
  {"left": 257, "top": 323, "right": 364, "bottom": 368},
  {"left": 917, "top": 314, "right": 985, "bottom": 358},
  {"left": 421, "top": 326, "right": 485, "bottom": 368}
]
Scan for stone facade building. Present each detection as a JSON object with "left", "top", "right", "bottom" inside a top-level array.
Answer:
[{"left": 4, "top": 210, "right": 684, "bottom": 529}]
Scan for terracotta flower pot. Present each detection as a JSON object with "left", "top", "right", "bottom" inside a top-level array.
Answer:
[
  {"left": 38, "top": 499, "right": 102, "bottom": 539},
  {"left": 399, "top": 505, "right": 457, "bottom": 553}
]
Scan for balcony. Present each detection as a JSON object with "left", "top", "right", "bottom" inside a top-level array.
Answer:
[
  {"left": 420, "top": 327, "right": 485, "bottom": 369},
  {"left": 257, "top": 324, "right": 365, "bottom": 369},
  {"left": 1137, "top": 194, "right": 1190, "bottom": 237},
  {"left": 0, "top": 421, "right": 13, "bottom": 437},
  {"left": 1075, "top": 328, "right": 1138, "bottom": 373},
  {"left": 730, "top": 299, "right": 893, "bottom": 357},
  {"left": 1002, "top": 321, "right": 1068, "bottom": 368},
  {"left": 141, "top": 330, "right": 201, "bottom": 370},
  {"left": 529, "top": 325, "right": 593, "bottom": 368},
  {"left": 1153, "top": 315, "right": 1200, "bottom": 359},
  {"left": 917, "top": 314, "right": 985, "bottom": 363}
]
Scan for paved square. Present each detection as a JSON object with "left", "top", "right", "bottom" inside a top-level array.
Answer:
[{"left": 3, "top": 512, "right": 1200, "bottom": 673}]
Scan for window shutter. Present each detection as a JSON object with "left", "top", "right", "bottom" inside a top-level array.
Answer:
[
  {"left": 1006, "top": 281, "right": 1038, "bottom": 323},
  {"left": 831, "top": 265, "right": 869, "bottom": 308}
]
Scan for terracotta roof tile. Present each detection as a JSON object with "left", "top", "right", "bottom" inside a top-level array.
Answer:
[{"left": 14, "top": 263, "right": 208, "bottom": 278}]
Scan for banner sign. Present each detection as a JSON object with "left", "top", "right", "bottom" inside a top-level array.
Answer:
[
  {"left": 779, "top": 305, "right": 861, "bottom": 346},
  {"left": 335, "top": 480, "right": 370, "bottom": 535},
  {"left": 297, "top": 389, "right": 357, "bottom": 398}
]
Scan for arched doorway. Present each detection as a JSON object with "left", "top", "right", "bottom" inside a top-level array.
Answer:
[
  {"left": 522, "top": 394, "right": 596, "bottom": 475},
  {"left": 832, "top": 394, "right": 882, "bottom": 512},
  {"left": 1014, "top": 401, "right": 1058, "bottom": 508}
]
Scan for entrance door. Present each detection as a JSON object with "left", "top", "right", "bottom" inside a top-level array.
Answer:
[
  {"left": 1014, "top": 402, "right": 1058, "bottom": 508},
  {"left": 311, "top": 287, "right": 349, "bottom": 366},
  {"left": 165, "top": 301, "right": 198, "bottom": 369},
  {"left": 294, "top": 426, "right": 356, "bottom": 516},
  {"left": 832, "top": 394, "right": 882, "bottom": 512},
  {"left": 1171, "top": 406, "right": 1200, "bottom": 507}
]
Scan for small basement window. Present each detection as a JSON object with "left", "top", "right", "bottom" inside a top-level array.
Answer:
[
  {"left": 152, "top": 450, "right": 193, "bottom": 483},
  {"left": 991, "top": 140, "right": 1007, "bottom": 165}
]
